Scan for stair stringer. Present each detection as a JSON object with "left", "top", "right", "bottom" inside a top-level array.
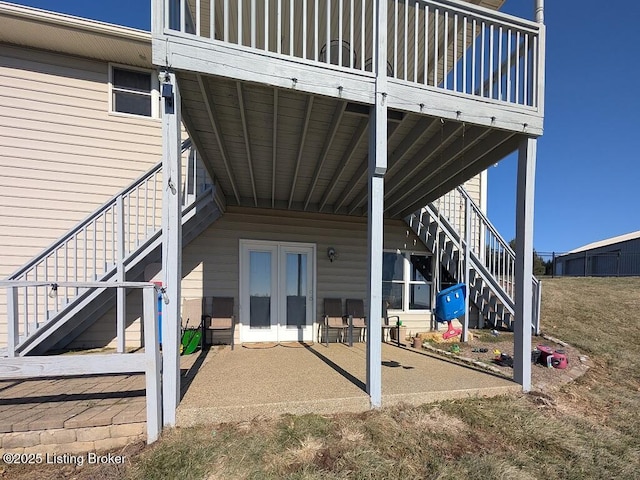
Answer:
[{"left": 406, "top": 205, "right": 516, "bottom": 330}]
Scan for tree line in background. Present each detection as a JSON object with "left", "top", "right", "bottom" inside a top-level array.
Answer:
[{"left": 507, "top": 239, "right": 553, "bottom": 276}]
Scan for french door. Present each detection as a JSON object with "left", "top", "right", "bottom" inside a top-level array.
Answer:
[{"left": 240, "top": 240, "right": 315, "bottom": 343}]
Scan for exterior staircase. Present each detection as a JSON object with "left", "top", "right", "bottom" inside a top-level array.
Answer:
[
  {"left": 406, "top": 186, "right": 541, "bottom": 334},
  {"left": 4, "top": 141, "right": 221, "bottom": 356}
]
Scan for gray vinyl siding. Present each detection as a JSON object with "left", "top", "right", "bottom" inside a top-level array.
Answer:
[{"left": 67, "top": 289, "right": 146, "bottom": 350}]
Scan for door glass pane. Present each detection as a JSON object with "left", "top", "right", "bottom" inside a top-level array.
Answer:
[
  {"left": 249, "top": 251, "right": 271, "bottom": 328},
  {"left": 286, "top": 253, "right": 307, "bottom": 327}
]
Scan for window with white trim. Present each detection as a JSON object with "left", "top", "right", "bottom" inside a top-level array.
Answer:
[
  {"left": 109, "top": 65, "right": 159, "bottom": 118},
  {"left": 382, "top": 251, "right": 433, "bottom": 312}
]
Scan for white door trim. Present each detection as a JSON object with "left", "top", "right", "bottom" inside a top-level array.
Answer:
[{"left": 239, "top": 240, "right": 316, "bottom": 343}]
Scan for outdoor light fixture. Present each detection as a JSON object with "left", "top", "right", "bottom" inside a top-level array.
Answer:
[
  {"left": 161, "top": 82, "right": 173, "bottom": 99},
  {"left": 327, "top": 247, "right": 337, "bottom": 262},
  {"left": 48, "top": 283, "right": 58, "bottom": 299}
]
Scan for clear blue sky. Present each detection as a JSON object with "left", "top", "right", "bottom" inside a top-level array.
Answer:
[{"left": 10, "top": 0, "right": 640, "bottom": 253}]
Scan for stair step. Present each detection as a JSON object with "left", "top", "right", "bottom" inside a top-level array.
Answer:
[{"left": 406, "top": 199, "right": 537, "bottom": 333}]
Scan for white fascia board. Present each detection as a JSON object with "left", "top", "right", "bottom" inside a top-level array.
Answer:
[{"left": 0, "top": 1, "right": 150, "bottom": 41}]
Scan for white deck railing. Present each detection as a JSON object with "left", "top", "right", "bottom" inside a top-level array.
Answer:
[
  {"left": 166, "top": 0, "right": 375, "bottom": 72},
  {"left": 387, "top": 0, "right": 541, "bottom": 108},
  {"left": 0, "top": 281, "right": 162, "bottom": 444},
  {"left": 163, "top": 0, "right": 542, "bottom": 109}
]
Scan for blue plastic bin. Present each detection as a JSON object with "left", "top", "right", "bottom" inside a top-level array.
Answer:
[{"left": 435, "top": 283, "right": 466, "bottom": 323}]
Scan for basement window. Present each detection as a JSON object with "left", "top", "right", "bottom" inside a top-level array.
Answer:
[
  {"left": 109, "top": 65, "right": 159, "bottom": 118},
  {"left": 382, "top": 251, "right": 433, "bottom": 312}
]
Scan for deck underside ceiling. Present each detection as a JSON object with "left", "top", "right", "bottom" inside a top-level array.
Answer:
[{"left": 179, "top": 73, "right": 520, "bottom": 219}]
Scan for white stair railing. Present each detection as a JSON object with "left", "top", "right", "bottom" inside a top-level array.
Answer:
[
  {"left": 5, "top": 140, "right": 211, "bottom": 344},
  {"left": 414, "top": 185, "right": 541, "bottom": 333},
  {"left": 435, "top": 186, "right": 540, "bottom": 305}
]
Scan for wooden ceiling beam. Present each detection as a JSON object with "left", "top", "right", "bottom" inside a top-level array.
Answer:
[
  {"left": 288, "top": 95, "right": 314, "bottom": 209},
  {"left": 383, "top": 120, "right": 463, "bottom": 209},
  {"left": 318, "top": 117, "right": 368, "bottom": 212},
  {"left": 386, "top": 127, "right": 492, "bottom": 211},
  {"left": 236, "top": 82, "right": 258, "bottom": 207},
  {"left": 385, "top": 125, "right": 494, "bottom": 215},
  {"left": 333, "top": 120, "right": 403, "bottom": 213},
  {"left": 396, "top": 133, "right": 519, "bottom": 218},
  {"left": 304, "top": 100, "right": 346, "bottom": 210},
  {"left": 197, "top": 74, "right": 241, "bottom": 205},
  {"left": 389, "top": 130, "right": 514, "bottom": 217},
  {"left": 348, "top": 116, "right": 436, "bottom": 211},
  {"left": 179, "top": 102, "right": 227, "bottom": 212}
]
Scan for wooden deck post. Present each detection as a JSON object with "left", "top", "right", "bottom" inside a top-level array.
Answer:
[
  {"left": 116, "top": 196, "right": 126, "bottom": 353},
  {"left": 366, "top": 0, "right": 388, "bottom": 409},
  {"left": 161, "top": 70, "right": 182, "bottom": 426},
  {"left": 514, "top": 136, "right": 537, "bottom": 392},
  {"left": 462, "top": 195, "right": 471, "bottom": 342},
  {"left": 6, "top": 287, "right": 18, "bottom": 358}
]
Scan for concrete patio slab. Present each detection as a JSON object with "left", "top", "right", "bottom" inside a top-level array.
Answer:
[{"left": 177, "top": 342, "right": 519, "bottom": 426}]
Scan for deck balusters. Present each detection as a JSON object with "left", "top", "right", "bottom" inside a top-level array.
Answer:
[
  {"left": 436, "top": 185, "right": 539, "bottom": 302},
  {"left": 6, "top": 142, "right": 202, "bottom": 342},
  {"left": 162, "top": 0, "right": 539, "bottom": 108}
]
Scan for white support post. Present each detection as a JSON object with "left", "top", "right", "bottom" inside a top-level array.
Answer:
[
  {"left": 462, "top": 195, "right": 471, "bottom": 342},
  {"left": 143, "top": 286, "right": 162, "bottom": 443},
  {"left": 514, "top": 137, "right": 537, "bottom": 392},
  {"left": 366, "top": 0, "right": 387, "bottom": 410},
  {"left": 160, "top": 70, "right": 183, "bottom": 427},
  {"left": 151, "top": 0, "right": 163, "bottom": 37},
  {"left": 535, "top": 0, "right": 544, "bottom": 23},
  {"left": 535, "top": 1, "right": 546, "bottom": 117},
  {"left": 116, "top": 196, "right": 126, "bottom": 353},
  {"left": 7, "top": 287, "right": 18, "bottom": 358}
]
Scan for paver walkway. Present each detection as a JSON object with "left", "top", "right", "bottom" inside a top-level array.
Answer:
[{"left": 0, "top": 374, "right": 146, "bottom": 434}]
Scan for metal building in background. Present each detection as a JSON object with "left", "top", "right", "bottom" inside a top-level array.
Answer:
[{"left": 555, "top": 231, "right": 640, "bottom": 277}]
